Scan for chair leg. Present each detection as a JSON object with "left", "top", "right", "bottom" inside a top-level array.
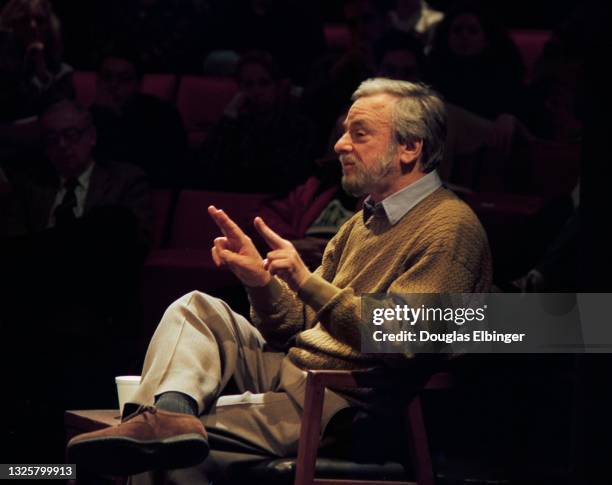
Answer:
[
  {"left": 294, "top": 374, "right": 326, "bottom": 485},
  {"left": 405, "top": 396, "right": 435, "bottom": 485}
]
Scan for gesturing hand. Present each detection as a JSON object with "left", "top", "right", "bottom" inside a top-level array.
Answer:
[
  {"left": 254, "top": 217, "right": 311, "bottom": 292},
  {"left": 208, "top": 206, "right": 271, "bottom": 287}
]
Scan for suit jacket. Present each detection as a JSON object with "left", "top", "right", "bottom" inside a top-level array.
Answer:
[{"left": 0, "top": 160, "right": 153, "bottom": 244}]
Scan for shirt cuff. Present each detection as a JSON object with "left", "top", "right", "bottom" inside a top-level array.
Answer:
[{"left": 298, "top": 273, "right": 341, "bottom": 312}]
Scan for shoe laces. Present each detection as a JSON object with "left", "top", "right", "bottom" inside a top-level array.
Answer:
[{"left": 123, "top": 404, "right": 157, "bottom": 422}]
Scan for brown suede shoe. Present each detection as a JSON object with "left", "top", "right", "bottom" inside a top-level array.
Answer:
[{"left": 67, "top": 405, "right": 209, "bottom": 476}]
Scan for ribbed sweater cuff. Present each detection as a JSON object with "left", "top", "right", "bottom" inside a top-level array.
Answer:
[
  {"left": 246, "top": 277, "right": 285, "bottom": 313},
  {"left": 298, "top": 274, "right": 341, "bottom": 312}
]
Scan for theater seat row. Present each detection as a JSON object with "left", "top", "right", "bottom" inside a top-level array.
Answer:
[{"left": 73, "top": 73, "right": 238, "bottom": 147}]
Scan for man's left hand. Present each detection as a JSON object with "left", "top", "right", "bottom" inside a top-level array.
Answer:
[{"left": 254, "top": 217, "right": 311, "bottom": 292}]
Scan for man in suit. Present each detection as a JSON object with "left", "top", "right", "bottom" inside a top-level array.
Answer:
[
  {"left": 1, "top": 99, "right": 151, "bottom": 239},
  {"left": 1, "top": 98, "right": 152, "bottom": 326},
  {"left": 0, "top": 100, "right": 153, "bottom": 440}
]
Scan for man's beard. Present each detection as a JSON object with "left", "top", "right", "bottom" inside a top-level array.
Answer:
[{"left": 340, "top": 143, "right": 397, "bottom": 197}]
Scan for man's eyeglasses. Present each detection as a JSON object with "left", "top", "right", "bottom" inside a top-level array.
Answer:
[{"left": 42, "top": 125, "right": 91, "bottom": 147}]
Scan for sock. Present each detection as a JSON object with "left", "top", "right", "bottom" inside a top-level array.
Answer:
[{"left": 155, "top": 391, "right": 199, "bottom": 416}]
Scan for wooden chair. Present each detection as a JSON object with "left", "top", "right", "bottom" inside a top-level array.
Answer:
[
  {"left": 236, "top": 369, "right": 451, "bottom": 485},
  {"left": 295, "top": 369, "right": 450, "bottom": 485}
]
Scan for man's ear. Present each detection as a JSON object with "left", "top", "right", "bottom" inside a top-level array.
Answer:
[{"left": 399, "top": 139, "right": 423, "bottom": 166}]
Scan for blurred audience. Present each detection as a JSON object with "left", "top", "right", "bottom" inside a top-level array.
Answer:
[
  {"left": 303, "top": 0, "right": 388, "bottom": 155},
  {"left": 0, "top": 0, "right": 74, "bottom": 175},
  {"left": 90, "top": 46, "right": 188, "bottom": 187},
  {"left": 96, "top": 0, "right": 206, "bottom": 73},
  {"left": 426, "top": 2, "right": 525, "bottom": 119},
  {"left": 373, "top": 31, "right": 530, "bottom": 193},
  {"left": 208, "top": 0, "right": 326, "bottom": 83},
  {"left": 194, "top": 51, "right": 316, "bottom": 194}
]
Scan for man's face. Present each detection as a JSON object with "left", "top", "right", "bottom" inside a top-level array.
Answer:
[
  {"left": 97, "top": 57, "right": 140, "bottom": 108},
  {"left": 11, "top": 4, "right": 50, "bottom": 45},
  {"left": 41, "top": 105, "right": 96, "bottom": 178},
  {"left": 334, "top": 93, "right": 400, "bottom": 198},
  {"left": 238, "top": 63, "right": 276, "bottom": 110},
  {"left": 448, "top": 13, "right": 487, "bottom": 58}
]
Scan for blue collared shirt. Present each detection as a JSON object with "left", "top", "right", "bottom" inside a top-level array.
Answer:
[{"left": 363, "top": 170, "right": 442, "bottom": 225}]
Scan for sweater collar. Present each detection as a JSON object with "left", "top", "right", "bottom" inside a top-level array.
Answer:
[{"left": 363, "top": 170, "right": 442, "bottom": 225}]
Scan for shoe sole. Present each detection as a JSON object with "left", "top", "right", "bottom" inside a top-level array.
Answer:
[{"left": 67, "top": 433, "right": 209, "bottom": 476}]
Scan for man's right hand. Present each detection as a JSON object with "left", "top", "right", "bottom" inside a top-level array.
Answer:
[{"left": 208, "top": 206, "right": 271, "bottom": 287}]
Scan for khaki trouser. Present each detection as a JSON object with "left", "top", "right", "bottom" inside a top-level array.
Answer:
[{"left": 129, "top": 291, "right": 349, "bottom": 484}]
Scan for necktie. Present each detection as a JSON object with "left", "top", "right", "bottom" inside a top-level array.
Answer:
[{"left": 54, "top": 178, "right": 79, "bottom": 226}]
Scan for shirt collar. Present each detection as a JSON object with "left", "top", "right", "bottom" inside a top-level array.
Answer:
[
  {"left": 60, "top": 161, "right": 95, "bottom": 191},
  {"left": 363, "top": 170, "right": 442, "bottom": 225}
]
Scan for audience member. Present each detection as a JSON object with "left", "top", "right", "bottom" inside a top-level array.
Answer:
[
  {"left": 90, "top": 47, "right": 188, "bottom": 187},
  {"left": 0, "top": 0, "right": 73, "bottom": 123},
  {"left": 195, "top": 51, "right": 317, "bottom": 194},
  {"left": 258, "top": 160, "right": 358, "bottom": 270},
  {"left": 1, "top": 99, "right": 152, "bottom": 342},
  {"left": 426, "top": 2, "right": 525, "bottom": 119},
  {"left": 523, "top": 10, "right": 585, "bottom": 143},
  {"left": 387, "top": 0, "right": 444, "bottom": 51}
]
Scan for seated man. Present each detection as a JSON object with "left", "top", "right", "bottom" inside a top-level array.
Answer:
[
  {"left": 67, "top": 79, "right": 492, "bottom": 483},
  {"left": 90, "top": 46, "right": 188, "bottom": 188}
]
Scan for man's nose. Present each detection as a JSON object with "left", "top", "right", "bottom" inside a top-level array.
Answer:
[{"left": 334, "top": 131, "right": 352, "bottom": 154}]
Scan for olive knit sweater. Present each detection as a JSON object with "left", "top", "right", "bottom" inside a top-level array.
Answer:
[{"left": 248, "top": 186, "right": 492, "bottom": 371}]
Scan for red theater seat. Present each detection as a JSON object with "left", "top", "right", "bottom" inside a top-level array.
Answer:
[
  {"left": 324, "top": 23, "right": 352, "bottom": 51},
  {"left": 176, "top": 76, "right": 238, "bottom": 147},
  {"left": 509, "top": 30, "right": 552, "bottom": 81},
  {"left": 141, "top": 191, "right": 271, "bottom": 337},
  {"left": 141, "top": 74, "right": 178, "bottom": 102},
  {"left": 73, "top": 71, "right": 97, "bottom": 107},
  {"left": 74, "top": 72, "right": 179, "bottom": 107}
]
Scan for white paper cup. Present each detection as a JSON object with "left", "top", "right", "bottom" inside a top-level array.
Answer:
[{"left": 115, "top": 375, "right": 142, "bottom": 413}]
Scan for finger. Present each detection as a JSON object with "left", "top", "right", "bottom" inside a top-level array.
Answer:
[
  {"left": 268, "top": 258, "right": 292, "bottom": 275},
  {"left": 266, "top": 249, "right": 292, "bottom": 261},
  {"left": 208, "top": 206, "right": 247, "bottom": 241},
  {"left": 214, "top": 236, "right": 232, "bottom": 253},
  {"left": 219, "top": 248, "right": 250, "bottom": 266},
  {"left": 254, "top": 217, "right": 290, "bottom": 250},
  {"left": 211, "top": 246, "right": 224, "bottom": 267}
]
